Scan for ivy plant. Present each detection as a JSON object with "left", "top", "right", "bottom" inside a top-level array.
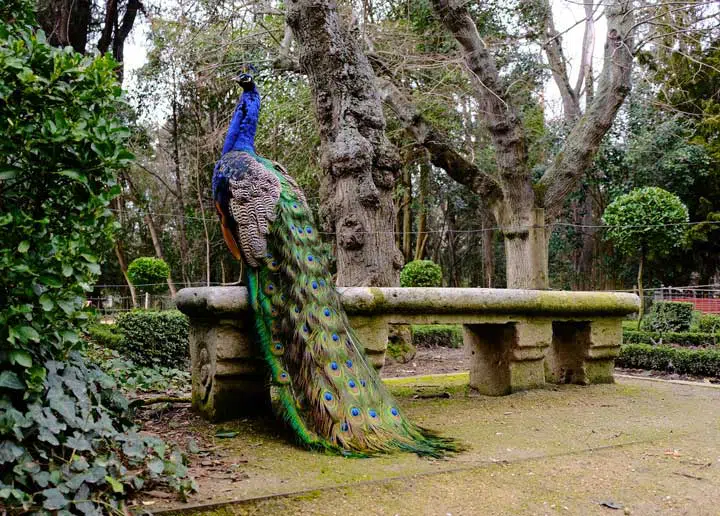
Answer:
[{"left": 0, "top": 3, "right": 195, "bottom": 512}]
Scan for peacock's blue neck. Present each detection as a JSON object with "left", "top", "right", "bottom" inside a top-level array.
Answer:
[{"left": 222, "top": 87, "right": 260, "bottom": 155}]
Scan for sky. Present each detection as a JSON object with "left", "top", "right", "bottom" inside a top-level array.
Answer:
[{"left": 121, "top": 0, "right": 608, "bottom": 122}]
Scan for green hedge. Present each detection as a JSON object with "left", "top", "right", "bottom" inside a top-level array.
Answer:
[
  {"left": 697, "top": 313, "right": 720, "bottom": 333},
  {"left": 412, "top": 324, "right": 463, "bottom": 348},
  {"left": 623, "top": 329, "right": 719, "bottom": 347},
  {"left": 87, "top": 323, "right": 124, "bottom": 348},
  {"left": 400, "top": 260, "right": 442, "bottom": 287},
  {"left": 642, "top": 301, "right": 694, "bottom": 333},
  {"left": 618, "top": 344, "right": 720, "bottom": 377},
  {"left": 115, "top": 310, "right": 189, "bottom": 368}
]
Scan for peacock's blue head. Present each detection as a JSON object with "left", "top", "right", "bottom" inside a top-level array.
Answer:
[{"left": 222, "top": 68, "right": 261, "bottom": 154}]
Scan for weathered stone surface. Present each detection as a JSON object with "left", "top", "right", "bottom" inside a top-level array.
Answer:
[
  {"left": 386, "top": 324, "right": 416, "bottom": 364},
  {"left": 176, "top": 287, "right": 638, "bottom": 419}
]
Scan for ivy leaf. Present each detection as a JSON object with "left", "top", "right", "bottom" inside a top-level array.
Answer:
[
  {"left": 39, "top": 294, "right": 54, "bottom": 311},
  {"left": 104, "top": 475, "right": 124, "bottom": 494},
  {"left": 9, "top": 350, "right": 32, "bottom": 368},
  {"left": 17, "top": 241, "right": 29, "bottom": 253},
  {"left": 14, "top": 326, "right": 40, "bottom": 343},
  {"left": 0, "top": 441, "right": 24, "bottom": 464},
  {"left": 0, "top": 371, "right": 24, "bottom": 390},
  {"left": 148, "top": 458, "right": 165, "bottom": 475},
  {"left": 42, "top": 488, "right": 69, "bottom": 510},
  {"left": 56, "top": 299, "right": 75, "bottom": 315}
]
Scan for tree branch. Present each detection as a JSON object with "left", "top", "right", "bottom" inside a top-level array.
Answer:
[
  {"left": 540, "top": 0, "right": 580, "bottom": 121},
  {"left": 375, "top": 76, "right": 503, "bottom": 206},
  {"left": 539, "top": 0, "right": 634, "bottom": 221},
  {"left": 430, "top": 0, "right": 532, "bottom": 210}
]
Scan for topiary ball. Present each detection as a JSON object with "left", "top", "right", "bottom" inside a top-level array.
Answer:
[{"left": 400, "top": 260, "right": 443, "bottom": 287}]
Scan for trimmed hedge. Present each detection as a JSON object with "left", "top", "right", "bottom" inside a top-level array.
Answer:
[
  {"left": 412, "top": 324, "right": 463, "bottom": 348},
  {"left": 400, "top": 260, "right": 442, "bottom": 287},
  {"left": 642, "top": 301, "right": 694, "bottom": 333},
  {"left": 115, "top": 310, "right": 189, "bottom": 368},
  {"left": 697, "top": 313, "right": 720, "bottom": 333},
  {"left": 87, "top": 323, "right": 124, "bottom": 348},
  {"left": 623, "top": 329, "right": 719, "bottom": 347},
  {"left": 618, "top": 344, "right": 720, "bottom": 377}
]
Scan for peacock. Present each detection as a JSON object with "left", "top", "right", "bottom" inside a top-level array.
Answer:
[{"left": 212, "top": 70, "right": 461, "bottom": 457}]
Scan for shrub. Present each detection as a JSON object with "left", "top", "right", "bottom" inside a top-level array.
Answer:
[
  {"left": 400, "top": 260, "right": 443, "bottom": 287},
  {"left": 412, "top": 324, "right": 463, "bottom": 348},
  {"left": 0, "top": 6, "right": 194, "bottom": 510},
  {"left": 116, "top": 310, "right": 189, "bottom": 368},
  {"left": 127, "top": 257, "right": 171, "bottom": 294},
  {"left": 697, "top": 313, "right": 720, "bottom": 334},
  {"left": 623, "top": 329, "right": 718, "bottom": 347},
  {"left": 87, "top": 323, "right": 124, "bottom": 348},
  {"left": 618, "top": 344, "right": 720, "bottom": 377},
  {"left": 642, "top": 301, "right": 694, "bottom": 333}
]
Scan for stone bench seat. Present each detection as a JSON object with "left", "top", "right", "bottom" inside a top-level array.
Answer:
[{"left": 176, "top": 287, "right": 639, "bottom": 421}]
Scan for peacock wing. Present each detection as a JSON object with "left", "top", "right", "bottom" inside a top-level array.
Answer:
[{"left": 215, "top": 151, "right": 281, "bottom": 267}]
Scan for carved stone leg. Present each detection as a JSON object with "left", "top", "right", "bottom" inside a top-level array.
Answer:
[
  {"left": 545, "top": 322, "right": 591, "bottom": 385},
  {"left": 545, "top": 319, "right": 621, "bottom": 385},
  {"left": 510, "top": 321, "right": 551, "bottom": 391},
  {"left": 348, "top": 315, "right": 388, "bottom": 370},
  {"left": 585, "top": 319, "right": 622, "bottom": 384},
  {"left": 465, "top": 321, "right": 549, "bottom": 395},
  {"left": 189, "top": 316, "right": 270, "bottom": 421}
]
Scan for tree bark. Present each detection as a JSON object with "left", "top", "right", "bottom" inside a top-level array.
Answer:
[
  {"left": 480, "top": 206, "right": 495, "bottom": 288},
  {"left": 414, "top": 156, "right": 430, "bottom": 261},
  {"left": 401, "top": 165, "right": 412, "bottom": 262},
  {"left": 286, "top": 0, "right": 403, "bottom": 286},
  {"left": 637, "top": 250, "right": 644, "bottom": 329},
  {"left": 171, "top": 97, "right": 191, "bottom": 287},
  {"left": 37, "top": 0, "right": 91, "bottom": 53}
]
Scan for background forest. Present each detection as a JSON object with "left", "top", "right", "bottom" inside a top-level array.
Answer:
[{"left": 38, "top": 0, "right": 720, "bottom": 306}]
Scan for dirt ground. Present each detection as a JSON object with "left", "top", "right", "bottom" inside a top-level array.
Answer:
[{"left": 137, "top": 369, "right": 720, "bottom": 515}]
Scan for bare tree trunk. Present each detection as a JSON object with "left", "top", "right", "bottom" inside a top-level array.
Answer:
[
  {"left": 37, "top": 0, "right": 91, "bottom": 53},
  {"left": 114, "top": 243, "right": 137, "bottom": 308},
  {"left": 171, "top": 96, "right": 191, "bottom": 287},
  {"left": 401, "top": 165, "right": 412, "bottom": 262},
  {"left": 195, "top": 129, "right": 212, "bottom": 286},
  {"left": 637, "top": 250, "right": 645, "bottom": 329},
  {"left": 480, "top": 206, "right": 495, "bottom": 288},
  {"left": 287, "top": 0, "right": 403, "bottom": 286},
  {"left": 144, "top": 214, "right": 178, "bottom": 296},
  {"left": 414, "top": 157, "right": 429, "bottom": 261}
]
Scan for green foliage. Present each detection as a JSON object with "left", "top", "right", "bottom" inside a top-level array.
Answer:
[
  {"left": 642, "top": 301, "right": 694, "bottom": 333},
  {"left": 412, "top": 325, "right": 463, "bottom": 349},
  {"left": 618, "top": 344, "right": 720, "bottom": 377},
  {"left": 697, "top": 313, "right": 720, "bottom": 334},
  {"left": 127, "top": 257, "right": 170, "bottom": 294},
  {"left": 602, "top": 187, "right": 689, "bottom": 260},
  {"left": 85, "top": 342, "right": 190, "bottom": 393},
  {"left": 400, "top": 260, "right": 443, "bottom": 287},
  {"left": 87, "top": 323, "right": 124, "bottom": 348},
  {"left": 623, "top": 329, "right": 718, "bottom": 347},
  {"left": 0, "top": 9, "right": 194, "bottom": 510},
  {"left": 115, "top": 310, "right": 189, "bottom": 368}
]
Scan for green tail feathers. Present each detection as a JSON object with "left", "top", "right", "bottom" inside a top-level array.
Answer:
[{"left": 244, "top": 164, "right": 462, "bottom": 457}]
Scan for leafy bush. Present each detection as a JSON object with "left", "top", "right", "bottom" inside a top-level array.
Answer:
[
  {"left": 85, "top": 343, "right": 190, "bottom": 393},
  {"left": 400, "top": 260, "right": 443, "bottom": 287},
  {"left": 0, "top": 5, "right": 194, "bottom": 510},
  {"left": 127, "top": 257, "right": 171, "bottom": 295},
  {"left": 116, "top": 310, "right": 189, "bottom": 368},
  {"left": 642, "top": 301, "right": 694, "bottom": 333},
  {"left": 87, "top": 323, "right": 124, "bottom": 348},
  {"left": 697, "top": 313, "right": 720, "bottom": 334},
  {"left": 623, "top": 329, "right": 718, "bottom": 347},
  {"left": 618, "top": 344, "right": 720, "bottom": 377},
  {"left": 412, "top": 324, "right": 463, "bottom": 348}
]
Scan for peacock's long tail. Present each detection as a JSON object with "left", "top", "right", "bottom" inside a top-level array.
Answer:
[{"left": 244, "top": 163, "right": 461, "bottom": 457}]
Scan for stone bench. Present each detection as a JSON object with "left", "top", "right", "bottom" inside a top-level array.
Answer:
[{"left": 176, "top": 287, "right": 639, "bottom": 421}]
